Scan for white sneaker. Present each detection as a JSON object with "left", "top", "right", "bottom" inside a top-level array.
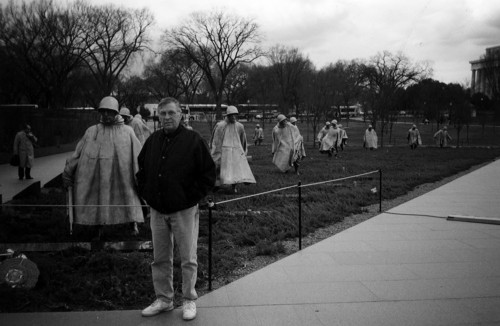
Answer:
[
  {"left": 141, "top": 299, "right": 174, "bottom": 317},
  {"left": 182, "top": 300, "right": 197, "bottom": 320}
]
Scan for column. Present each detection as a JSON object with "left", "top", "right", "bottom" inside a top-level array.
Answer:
[{"left": 471, "top": 69, "right": 476, "bottom": 93}]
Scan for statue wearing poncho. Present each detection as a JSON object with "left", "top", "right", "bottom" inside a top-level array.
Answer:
[
  {"left": 63, "top": 108, "right": 144, "bottom": 226},
  {"left": 210, "top": 107, "right": 256, "bottom": 189},
  {"left": 272, "top": 117, "right": 305, "bottom": 172}
]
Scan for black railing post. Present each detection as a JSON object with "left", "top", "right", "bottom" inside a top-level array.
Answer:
[
  {"left": 298, "top": 181, "right": 302, "bottom": 250},
  {"left": 379, "top": 169, "right": 382, "bottom": 213},
  {"left": 207, "top": 199, "right": 214, "bottom": 291}
]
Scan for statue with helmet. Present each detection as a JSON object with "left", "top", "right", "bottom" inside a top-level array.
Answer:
[
  {"left": 272, "top": 114, "right": 306, "bottom": 175},
  {"left": 62, "top": 96, "right": 144, "bottom": 239},
  {"left": 120, "top": 107, "right": 153, "bottom": 146},
  {"left": 319, "top": 119, "right": 341, "bottom": 157},
  {"left": 210, "top": 106, "right": 256, "bottom": 193}
]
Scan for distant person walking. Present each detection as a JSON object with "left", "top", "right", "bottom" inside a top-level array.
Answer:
[
  {"left": 253, "top": 124, "right": 264, "bottom": 146},
  {"left": 62, "top": 96, "right": 144, "bottom": 238},
  {"left": 13, "top": 124, "right": 37, "bottom": 180},
  {"left": 407, "top": 124, "right": 422, "bottom": 150},
  {"left": 272, "top": 114, "right": 305, "bottom": 175},
  {"left": 433, "top": 126, "right": 452, "bottom": 148},
  {"left": 363, "top": 124, "right": 378, "bottom": 150},
  {"left": 137, "top": 97, "right": 216, "bottom": 321},
  {"left": 210, "top": 106, "right": 256, "bottom": 193}
]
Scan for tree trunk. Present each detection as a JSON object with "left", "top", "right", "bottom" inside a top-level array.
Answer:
[{"left": 215, "top": 94, "right": 223, "bottom": 121}]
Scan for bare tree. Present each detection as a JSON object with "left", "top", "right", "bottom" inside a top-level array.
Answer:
[
  {"left": 246, "top": 64, "right": 278, "bottom": 104},
  {"left": 164, "top": 9, "right": 262, "bottom": 119},
  {"left": 0, "top": 0, "right": 89, "bottom": 108},
  {"left": 143, "top": 49, "right": 204, "bottom": 103},
  {"left": 304, "top": 67, "right": 335, "bottom": 146},
  {"left": 268, "top": 44, "right": 314, "bottom": 116},
  {"left": 171, "top": 50, "right": 205, "bottom": 104},
  {"left": 332, "top": 59, "right": 364, "bottom": 126},
  {"left": 223, "top": 64, "right": 250, "bottom": 105},
  {"left": 481, "top": 48, "right": 500, "bottom": 117},
  {"left": 144, "top": 50, "right": 193, "bottom": 101},
  {"left": 116, "top": 76, "right": 150, "bottom": 114},
  {"left": 246, "top": 64, "right": 278, "bottom": 129},
  {"left": 80, "top": 3, "right": 153, "bottom": 101},
  {"left": 362, "top": 51, "right": 431, "bottom": 147},
  {"left": 447, "top": 83, "right": 471, "bottom": 147}
]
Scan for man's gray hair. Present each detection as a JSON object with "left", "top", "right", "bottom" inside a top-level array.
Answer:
[{"left": 158, "top": 97, "right": 181, "bottom": 111}]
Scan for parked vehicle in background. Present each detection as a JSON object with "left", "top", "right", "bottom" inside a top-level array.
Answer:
[{"left": 333, "top": 104, "right": 363, "bottom": 118}]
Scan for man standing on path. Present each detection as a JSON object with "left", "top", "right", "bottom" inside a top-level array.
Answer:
[
  {"left": 210, "top": 106, "right": 256, "bottom": 193},
  {"left": 13, "top": 124, "right": 37, "bottom": 180},
  {"left": 62, "top": 96, "right": 144, "bottom": 239},
  {"left": 407, "top": 124, "right": 422, "bottom": 150},
  {"left": 137, "top": 97, "right": 216, "bottom": 321}
]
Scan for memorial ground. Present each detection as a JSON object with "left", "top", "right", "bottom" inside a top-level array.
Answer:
[{"left": 1, "top": 119, "right": 500, "bottom": 312}]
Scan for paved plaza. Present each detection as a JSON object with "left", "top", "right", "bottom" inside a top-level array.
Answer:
[
  {"left": 1, "top": 157, "right": 499, "bottom": 325},
  {"left": 0, "top": 152, "right": 72, "bottom": 203}
]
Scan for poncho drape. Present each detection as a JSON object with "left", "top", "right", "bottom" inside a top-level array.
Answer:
[
  {"left": 408, "top": 128, "right": 422, "bottom": 146},
  {"left": 129, "top": 116, "right": 152, "bottom": 146},
  {"left": 63, "top": 116, "right": 144, "bottom": 225},
  {"left": 433, "top": 129, "right": 452, "bottom": 147},
  {"left": 317, "top": 126, "right": 329, "bottom": 143},
  {"left": 320, "top": 127, "right": 340, "bottom": 152},
  {"left": 272, "top": 123, "right": 304, "bottom": 172},
  {"left": 364, "top": 129, "right": 378, "bottom": 149},
  {"left": 253, "top": 127, "right": 264, "bottom": 140},
  {"left": 210, "top": 120, "right": 256, "bottom": 185}
]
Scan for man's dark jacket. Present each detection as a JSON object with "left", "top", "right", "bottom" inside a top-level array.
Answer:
[{"left": 137, "top": 125, "right": 216, "bottom": 214}]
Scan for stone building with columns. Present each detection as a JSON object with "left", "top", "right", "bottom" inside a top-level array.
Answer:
[{"left": 470, "top": 45, "right": 500, "bottom": 98}]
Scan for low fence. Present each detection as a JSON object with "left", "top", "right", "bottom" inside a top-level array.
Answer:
[
  {"left": 205, "top": 169, "right": 382, "bottom": 290},
  {"left": 1, "top": 169, "right": 383, "bottom": 291}
]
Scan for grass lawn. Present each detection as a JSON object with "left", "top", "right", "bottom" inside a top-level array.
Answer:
[{"left": 1, "top": 119, "right": 500, "bottom": 312}]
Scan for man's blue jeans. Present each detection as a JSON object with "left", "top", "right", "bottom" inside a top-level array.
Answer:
[{"left": 150, "top": 205, "right": 199, "bottom": 302}]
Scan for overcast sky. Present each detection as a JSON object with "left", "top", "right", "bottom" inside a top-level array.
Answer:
[{"left": 10, "top": 0, "right": 500, "bottom": 85}]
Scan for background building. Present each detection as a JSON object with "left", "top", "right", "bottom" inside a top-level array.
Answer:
[{"left": 470, "top": 45, "right": 500, "bottom": 98}]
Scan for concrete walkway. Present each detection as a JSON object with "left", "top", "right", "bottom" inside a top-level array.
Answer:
[
  {"left": 0, "top": 152, "right": 72, "bottom": 203},
  {"left": 1, "top": 159, "right": 500, "bottom": 325}
]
